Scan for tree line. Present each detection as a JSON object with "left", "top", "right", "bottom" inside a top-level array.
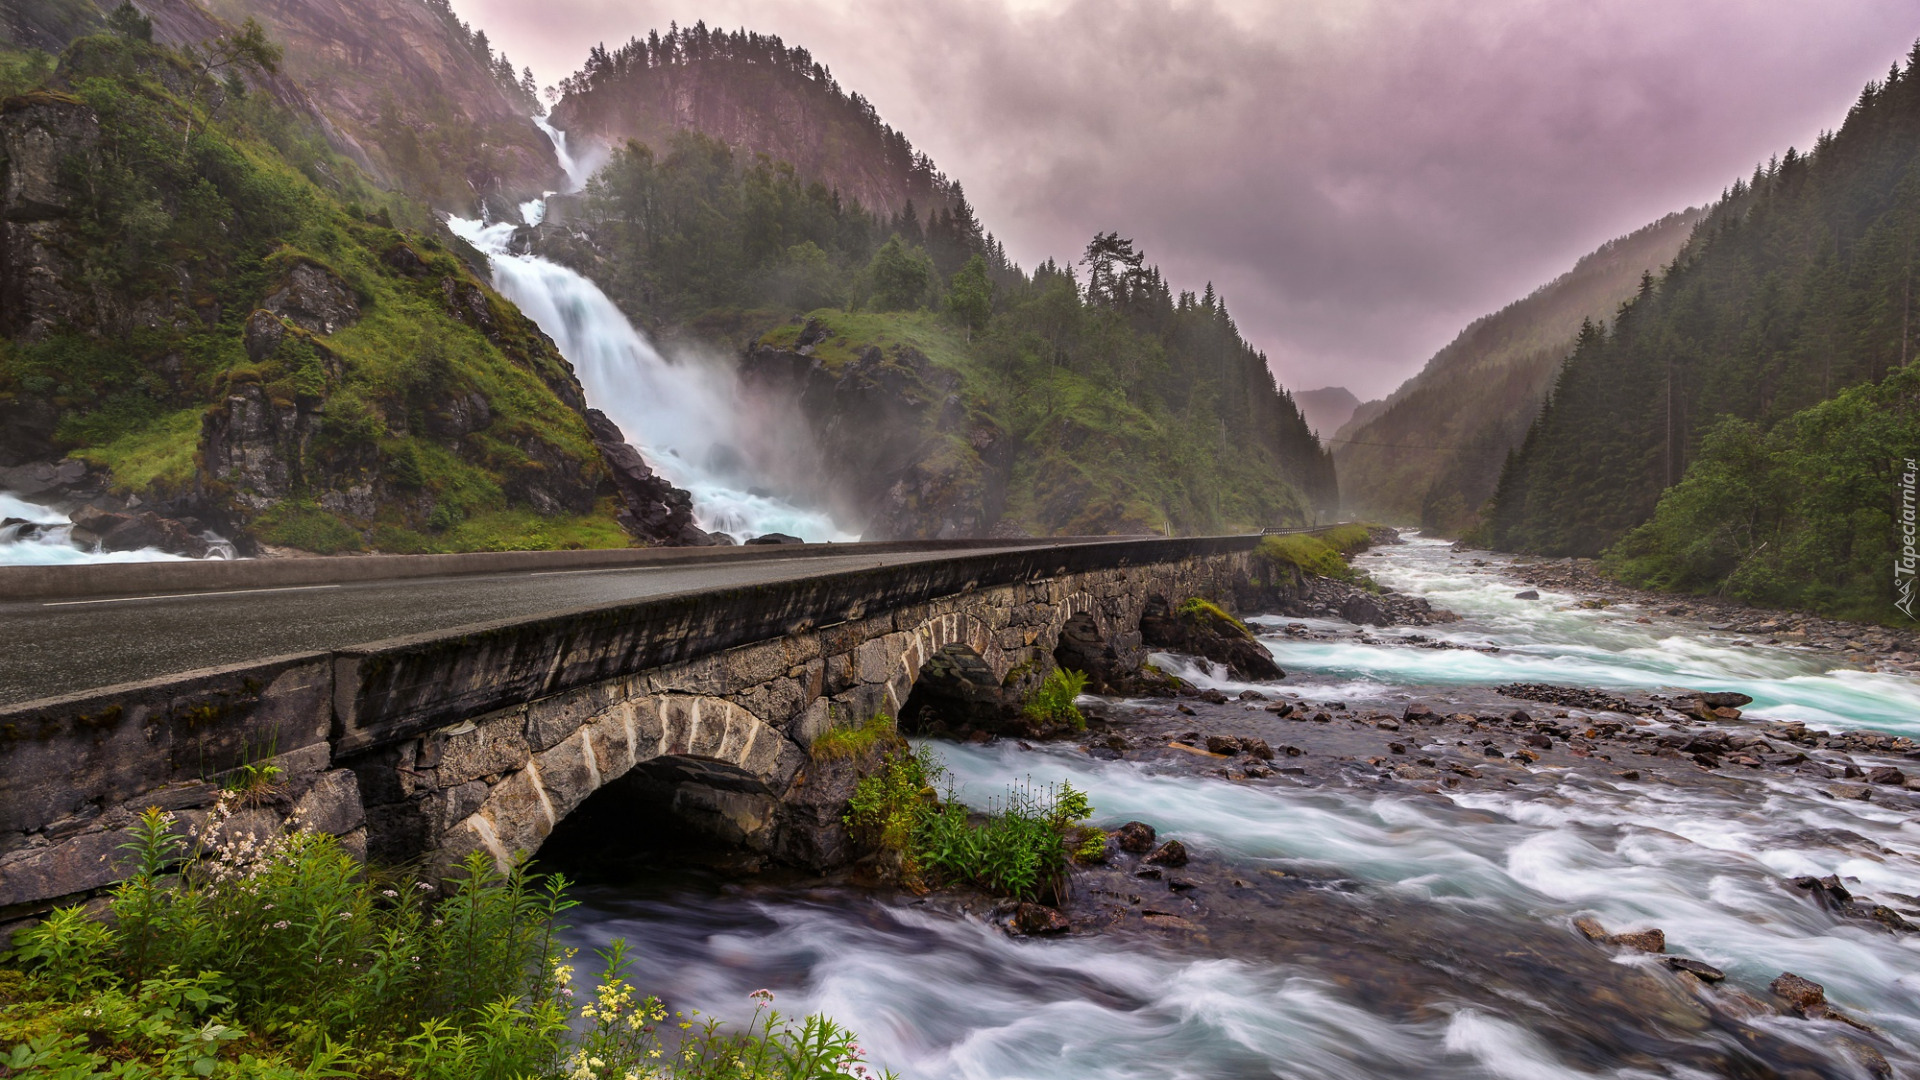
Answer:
[{"left": 1485, "top": 42, "right": 1920, "bottom": 618}]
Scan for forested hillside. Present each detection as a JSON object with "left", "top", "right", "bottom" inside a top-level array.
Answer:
[
  {"left": 1486, "top": 44, "right": 1920, "bottom": 619},
  {"left": 530, "top": 27, "right": 1337, "bottom": 536},
  {"left": 0, "top": 12, "right": 701, "bottom": 555},
  {"left": 1333, "top": 209, "right": 1701, "bottom": 534},
  {"left": 550, "top": 23, "right": 963, "bottom": 219}
]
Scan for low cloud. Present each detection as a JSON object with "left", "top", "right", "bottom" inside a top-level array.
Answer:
[{"left": 457, "top": 0, "right": 1916, "bottom": 398}]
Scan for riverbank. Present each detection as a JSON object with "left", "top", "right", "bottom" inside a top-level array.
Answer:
[{"left": 1496, "top": 552, "right": 1920, "bottom": 673}]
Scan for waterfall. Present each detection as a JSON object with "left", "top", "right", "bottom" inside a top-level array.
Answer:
[{"left": 451, "top": 123, "right": 852, "bottom": 542}]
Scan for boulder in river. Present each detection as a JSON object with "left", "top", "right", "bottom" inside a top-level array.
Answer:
[
  {"left": 1140, "top": 596, "right": 1284, "bottom": 681},
  {"left": 1664, "top": 957, "right": 1725, "bottom": 981},
  {"left": 1115, "top": 821, "right": 1157, "bottom": 854},
  {"left": 1145, "top": 840, "right": 1189, "bottom": 868},
  {"left": 1012, "top": 902, "right": 1070, "bottom": 935},
  {"left": 1575, "top": 917, "right": 1665, "bottom": 954},
  {"left": 1514, "top": 590, "right": 1540, "bottom": 600}
]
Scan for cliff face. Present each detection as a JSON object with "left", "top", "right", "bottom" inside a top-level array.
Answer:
[
  {"left": 740, "top": 322, "right": 1011, "bottom": 539},
  {"left": 0, "top": 39, "right": 701, "bottom": 554},
  {"left": 190, "top": 0, "right": 560, "bottom": 211}
]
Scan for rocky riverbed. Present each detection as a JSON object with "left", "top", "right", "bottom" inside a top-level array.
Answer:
[{"left": 550, "top": 534, "right": 1920, "bottom": 1080}]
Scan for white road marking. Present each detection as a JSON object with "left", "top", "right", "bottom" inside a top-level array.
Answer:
[
  {"left": 42, "top": 584, "right": 343, "bottom": 607},
  {"left": 527, "top": 567, "right": 667, "bottom": 577}
]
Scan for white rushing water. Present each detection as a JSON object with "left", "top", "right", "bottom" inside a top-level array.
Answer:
[
  {"left": 449, "top": 123, "right": 851, "bottom": 542},
  {"left": 1216, "top": 536, "right": 1920, "bottom": 739},
  {"left": 0, "top": 492, "right": 216, "bottom": 565},
  {"left": 567, "top": 538, "right": 1920, "bottom": 1079}
]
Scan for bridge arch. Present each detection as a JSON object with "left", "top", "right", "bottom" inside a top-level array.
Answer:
[{"left": 454, "top": 693, "right": 797, "bottom": 873}]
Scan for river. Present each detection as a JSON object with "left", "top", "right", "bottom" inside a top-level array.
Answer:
[{"left": 555, "top": 537, "right": 1920, "bottom": 1080}]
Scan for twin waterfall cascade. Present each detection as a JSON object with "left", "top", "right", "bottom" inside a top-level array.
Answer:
[{"left": 449, "top": 121, "right": 850, "bottom": 543}]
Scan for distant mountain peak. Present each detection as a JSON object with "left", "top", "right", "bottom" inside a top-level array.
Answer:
[{"left": 1294, "top": 386, "right": 1362, "bottom": 439}]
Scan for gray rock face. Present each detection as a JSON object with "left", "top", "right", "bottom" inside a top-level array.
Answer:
[
  {"left": 0, "top": 94, "right": 102, "bottom": 341},
  {"left": 740, "top": 328, "right": 1010, "bottom": 540},
  {"left": 582, "top": 408, "right": 712, "bottom": 545},
  {"left": 264, "top": 262, "right": 361, "bottom": 334}
]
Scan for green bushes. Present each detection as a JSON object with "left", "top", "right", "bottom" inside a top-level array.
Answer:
[
  {"left": 1020, "top": 668, "right": 1089, "bottom": 731},
  {"left": 1602, "top": 363, "right": 1920, "bottom": 622},
  {"left": 2, "top": 799, "right": 890, "bottom": 1079},
  {"left": 844, "top": 747, "right": 1094, "bottom": 902}
]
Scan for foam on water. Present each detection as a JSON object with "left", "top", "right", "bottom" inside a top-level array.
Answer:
[
  {"left": 0, "top": 492, "right": 210, "bottom": 565},
  {"left": 932, "top": 737, "right": 1920, "bottom": 1049},
  {"left": 1237, "top": 536, "right": 1920, "bottom": 736},
  {"left": 570, "top": 891, "right": 1642, "bottom": 1080}
]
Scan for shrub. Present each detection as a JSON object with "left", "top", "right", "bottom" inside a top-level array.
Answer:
[
  {"left": 844, "top": 748, "right": 1095, "bottom": 902},
  {"left": 1020, "top": 668, "right": 1089, "bottom": 731},
  {"left": 2, "top": 798, "right": 893, "bottom": 1079}
]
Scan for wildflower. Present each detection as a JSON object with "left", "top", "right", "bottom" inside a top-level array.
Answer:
[
  {"left": 750, "top": 988, "right": 775, "bottom": 1004},
  {"left": 381, "top": 888, "right": 398, "bottom": 898},
  {"left": 272, "top": 920, "right": 290, "bottom": 930}
]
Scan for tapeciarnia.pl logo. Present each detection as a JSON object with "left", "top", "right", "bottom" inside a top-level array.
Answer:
[{"left": 1900, "top": 457, "right": 1917, "bottom": 620}]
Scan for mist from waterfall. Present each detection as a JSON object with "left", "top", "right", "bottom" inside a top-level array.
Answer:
[{"left": 451, "top": 122, "right": 852, "bottom": 543}]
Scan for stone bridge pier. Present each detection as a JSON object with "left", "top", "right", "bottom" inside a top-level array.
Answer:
[{"left": 0, "top": 537, "right": 1277, "bottom": 915}]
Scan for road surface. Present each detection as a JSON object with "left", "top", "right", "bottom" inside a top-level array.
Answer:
[{"left": 0, "top": 545, "right": 1041, "bottom": 705}]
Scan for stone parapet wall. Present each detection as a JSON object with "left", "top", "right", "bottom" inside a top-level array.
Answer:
[{"left": 0, "top": 535, "right": 1271, "bottom": 918}]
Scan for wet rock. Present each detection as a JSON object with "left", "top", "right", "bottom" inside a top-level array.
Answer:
[
  {"left": 1403, "top": 703, "right": 1435, "bottom": 723},
  {"left": 745, "top": 532, "right": 804, "bottom": 545},
  {"left": 1612, "top": 930, "right": 1658, "bottom": 953},
  {"left": 1664, "top": 957, "right": 1725, "bottom": 981},
  {"left": 1340, "top": 593, "right": 1390, "bottom": 626},
  {"left": 1197, "top": 689, "right": 1231, "bottom": 705},
  {"left": 1700, "top": 691, "right": 1754, "bottom": 708},
  {"left": 1790, "top": 875, "right": 1853, "bottom": 910},
  {"left": 1828, "top": 783, "right": 1872, "bottom": 801},
  {"left": 1205, "top": 735, "right": 1242, "bottom": 756},
  {"left": 1514, "top": 589, "right": 1540, "bottom": 600},
  {"left": 1241, "top": 738, "right": 1275, "bottom": 761},
  {"left": 1115, "top": 821, "right": 1157, "bottom": 854},
  {"left": 1866, "top": 766, "right": 1906, "bottom": 786},
  {"left": 1770, "top": 972, "right": 1827, "bottom": 1013},
  {"left": 582, "top": 409, "right": 711, "bottom": 546},
  {"left": 1521, "top": 733, "right": 1553, "bottom": 750},
  {"left": 1145, "top": 840, "right": 1189, "bottom": 868},
  {"left": 1140, "top": 596, "right": 1285, "bottom": 681},
  {"left": 1237, "top": 690, "right": 1267, "bottom": 701},
  {"left": 1012, "top": 902, "right": 1070, "bottom": 935},
  {"left": 1575, "top": 917, "right": 1664, "bottom": 953}
]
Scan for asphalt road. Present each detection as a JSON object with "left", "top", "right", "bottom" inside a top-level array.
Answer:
[{"left": 0, "top": 546, "right": 1036, "bottom": 706}]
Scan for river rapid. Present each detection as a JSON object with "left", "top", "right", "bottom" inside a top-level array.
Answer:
[{"left": 557, "top": 538, "right": 1920, "bottom": 1080}]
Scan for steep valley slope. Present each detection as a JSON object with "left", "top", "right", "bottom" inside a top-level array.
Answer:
[
  {"left": 1333, "top": 208, "right": 1703, "bottom": 534},
  {"left": 0, "top": 19, "right": 707, "bottom": 556}
]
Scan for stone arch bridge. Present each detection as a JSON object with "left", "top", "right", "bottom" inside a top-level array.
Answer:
[{"left": 0, "top": 536, "right": 1282, "bottom": 915}]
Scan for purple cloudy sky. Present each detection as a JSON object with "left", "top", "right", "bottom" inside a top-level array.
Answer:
[{"left": 458, "top": 0, "right": 1917, "bottom": 399}]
